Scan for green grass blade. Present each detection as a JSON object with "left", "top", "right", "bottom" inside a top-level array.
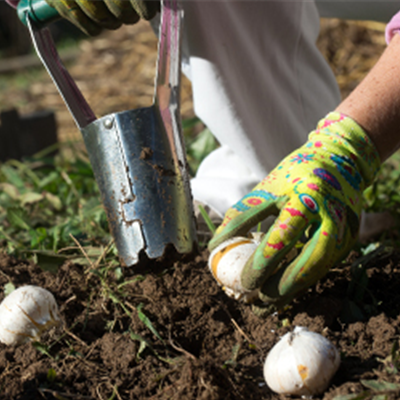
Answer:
[
  {"left": 198, "top": 204, "right": 216, "bottom": 234},
  {"left": 137, "top": 303, "right": 165, "bottom": 345}
]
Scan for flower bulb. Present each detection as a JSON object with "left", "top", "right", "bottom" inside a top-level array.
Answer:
[
  {"left": 0, "top": 285, "right": 61, "bottom": 346},
  {"left": 264, "top": 326, "right": 340, "bottom": 396}
]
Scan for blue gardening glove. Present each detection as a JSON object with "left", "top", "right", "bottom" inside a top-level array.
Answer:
[{"left": 209, "top": 112, "right": 381, "bottom": 310}]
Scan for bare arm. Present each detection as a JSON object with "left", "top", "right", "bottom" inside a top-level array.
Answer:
[{"left": 336, "top": 33, "right": 400, "bottom": 162}]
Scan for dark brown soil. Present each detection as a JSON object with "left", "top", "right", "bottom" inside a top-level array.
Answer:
[
  {"left": 0, "top": 12, "right": 396, "bottom": 400},
  {"left": 1, "top": 245, "right": 400, "bottom": 400}
]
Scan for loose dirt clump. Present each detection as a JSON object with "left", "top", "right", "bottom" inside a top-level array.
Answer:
[
  {"left": 0, "top": 13, "right": 397, "bottom": 400},
  {"left": 0, "top": 246, "right": 400, "bottom": 399}
]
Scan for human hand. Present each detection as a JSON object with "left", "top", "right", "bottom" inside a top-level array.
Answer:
[
  {"left": 45, "top": 0, "right": 160, "bottom": 35},
  {"left": 208, "top": 112, "right": 381, "bottom": 310}
]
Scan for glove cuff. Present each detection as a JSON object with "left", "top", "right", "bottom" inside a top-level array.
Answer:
[{"left": 309, "top": 112, "right": 381, "bottom": 188}]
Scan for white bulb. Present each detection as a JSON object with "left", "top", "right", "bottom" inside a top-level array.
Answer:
[
  {"left": 208, "top": 235, "right": 261, "bottom": 302},
  {"left": 0, "top": 285, "right": 61, "bottom": 346},
  {"left": 264, "top": 326, "right": 340, "bottom": 396}
]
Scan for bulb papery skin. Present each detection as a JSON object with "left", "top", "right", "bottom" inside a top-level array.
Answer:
[
  {"left": 208, "top": 236, "right": 260, "bottom": 302},
  {"left": 264, "top": 326, "right": 340, "bottom": 396},
  {"left": 0, "top": 285, "right": 61, "bottom": 346}
]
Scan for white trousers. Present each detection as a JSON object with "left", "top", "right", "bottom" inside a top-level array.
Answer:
[{"left": 184, "top": 1, "right": 399, "bottom": 217}]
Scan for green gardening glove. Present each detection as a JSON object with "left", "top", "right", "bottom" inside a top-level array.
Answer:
[
  {"left": 209, "top": 112, "right": 381, "bottom": 311},
  {"left": 45, "top": 0, "right": 160, "bottom": 36}
]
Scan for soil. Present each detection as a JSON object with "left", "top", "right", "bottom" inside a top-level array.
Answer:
[
  {"left": 0, "top": 12, "right": 397, "bottom": 400},
  {"left": 1, "top": 245, "right": 400, "bottom": 400}
]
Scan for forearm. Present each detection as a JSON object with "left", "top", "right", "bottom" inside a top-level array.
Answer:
[{"left": 336, "top": 33, "right": 400, "bottom": 162}]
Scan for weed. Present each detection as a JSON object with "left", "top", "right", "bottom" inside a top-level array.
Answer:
[
  {"left": 340, "top": 245, "right": 393, "bottom": 323},
  {"left": 0, "top": 143, "right": 111, "bottom": 267},
  {"left": 377, "top": 339, "right": 400, "bottom": 375},
  {"left": 198, "top": 204, "right": 217, "bottom": 235},
  {"left": 333, "top": 380, "right": 400, "bottom": 400},
  {"left": 183, "top": 119, "right": 219, "bottom": 176}
]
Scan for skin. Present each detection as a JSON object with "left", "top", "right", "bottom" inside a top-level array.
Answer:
[
  {"left": 213, "top": 32, "right": 400, "bottom": 312},
  {"left": 337, "top": 33, "right": 400, "bottom": 163}
]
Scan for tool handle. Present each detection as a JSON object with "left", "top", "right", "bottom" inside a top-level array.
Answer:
[{"left": 17, "top": 0, "right": 59, "bottom": 27}]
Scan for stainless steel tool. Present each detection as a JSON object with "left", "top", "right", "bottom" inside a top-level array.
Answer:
[{"left": 18, "top": 0, "right": 197, "bottom": 266}]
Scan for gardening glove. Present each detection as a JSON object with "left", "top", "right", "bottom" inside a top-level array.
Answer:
[
  {"left": 45, "top": 0, "right": 160, "bottom": 36},
  {"left": 209, "top": 112, "right": 381, "bottom": 311}
]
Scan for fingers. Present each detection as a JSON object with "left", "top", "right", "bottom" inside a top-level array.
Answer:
[
  {"left": 130, "top": 0, "right": 160, "bottom": 20},
  {"left": 258, "top": 221, "right": 352, "bottom": 304},
  {"left": 208, "top": 190, "right": 284, "bottom": 252},
  {"left": 241, "top": 199, "right": 318, "bottom": 291},
  {"left": 76, "top": 0, "right": 122, "bottom": 30},
  {"left": 104, "top": 0, "right": 140, "bottom": 24},
  {"left": 46, "top": 0, "right": 103, "bottom": 36},
  {"left": 79, "top": 0, "right": 160, "bottom": 30},
  {"left": 46, "top": 0, "right": 157, "bottom": 35}
]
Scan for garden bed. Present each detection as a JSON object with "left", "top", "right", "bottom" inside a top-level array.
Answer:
[{"left": 1, "top": 244, "right": 400, "bottom": 399}]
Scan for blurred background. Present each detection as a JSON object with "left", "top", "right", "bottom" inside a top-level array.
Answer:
[
  {"left": 0, "top": 7, "right": 387, "bottom": 156},
  {"left": 0, "top": 6, "right": 398, "bottom": 259},
  {"left": 0, "top": 5, "right": 194, "bottom": 146}
]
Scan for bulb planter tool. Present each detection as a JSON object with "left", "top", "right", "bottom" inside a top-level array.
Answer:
[{"left": 18, "top": 0, "right": 197, "bottom": 266}]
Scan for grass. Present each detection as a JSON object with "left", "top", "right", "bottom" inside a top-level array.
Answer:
[
  {"left": 0, "top": 128, "right": 218, "bottom": 385},
  {"left": 364, "top": 152, "right": 400, "bottom": 218},
  {"left": 333, "top": 379, "right": 400, "bottom": 400},
  {"left": 1, "top": 127, "right": 400, "bottom": 266},
  {"left": 0, "top": 142, "right": 113, "bottom": 268},
  {"left": 0, "top": 115, "right": 220, "bottom": 287},
  {"left": 0, "top": 18, "right": 399, "bottom": 399},
  {"left": 1, "top": 117, "right": 400, "bottom": 400},
  {"left": 0, "top": 111, "right": 218, "bottom": 360}
]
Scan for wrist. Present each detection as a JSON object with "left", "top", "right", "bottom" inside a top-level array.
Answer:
[
  {"left": 336, "top": 32, "right": 400, "bottom": 162},
  {"left": 308, "top": 112, "right": 381, "bottom": 188}
]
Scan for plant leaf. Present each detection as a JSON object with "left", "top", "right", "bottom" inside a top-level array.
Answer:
[
  {"left": 186, "top": 128, "right": 218, "bottom": 174},
  {"left": 47, "top": 368, "right": 57, "bottom": 382},
  {"left": 198, "top": 204, "right": 216, "bottom": 234},
  {"left": 35, "top": 251, "right": 69, "bottom": 274},
  {"left": 44, "top": 192, "right": 62, "bottom": 210},
  {"left": 0, "top": 183, "right": 20, "bottom": 200},
  {"left": 6, "top": 207, "right": 31, "bottom": 230},
  {"left": 137, "top": 303, "right": 165, "bottom": 344},
  {"left": 332, "top": 392, "right": 370, "bottom": 400},
  {"left": 361, "top": 379, "right": 400, "bottom": 391},
  {"left": 1, "top": 165, "right": 25, "bottom": 190},
  {"left": 32, "top": 341, "right": 53, "bottom": 359},
  {"left": 20, "top": 192, "right": 43, "bottom": 205},
  {"left": 130, "top": 331, "right": 155, "bottom": 359},
  {"left": 4, "top": 282, "right": 15, "bottom": 296}
]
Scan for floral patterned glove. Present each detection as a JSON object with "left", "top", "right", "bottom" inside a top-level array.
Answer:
[
  {"left": 45, "top": 0, "right": 160, "bottom": 35},
  {"left": 209, "top": 112, "right": 381, "bottom": 310}
]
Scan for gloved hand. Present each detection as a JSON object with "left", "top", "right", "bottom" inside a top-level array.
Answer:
[
  {"left": 209, "top": 112, "right": 381, "bottom": 311},
  {"left": 45, "top": 0, "right": 160, "bottom": 36}
]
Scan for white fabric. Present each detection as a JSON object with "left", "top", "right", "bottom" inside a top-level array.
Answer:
[
  {"left": 190, "top": 145, "right": 260, "bottom": 217},
  {"left": 183, "top": 0, "right": 398, "bottom": 217}
]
